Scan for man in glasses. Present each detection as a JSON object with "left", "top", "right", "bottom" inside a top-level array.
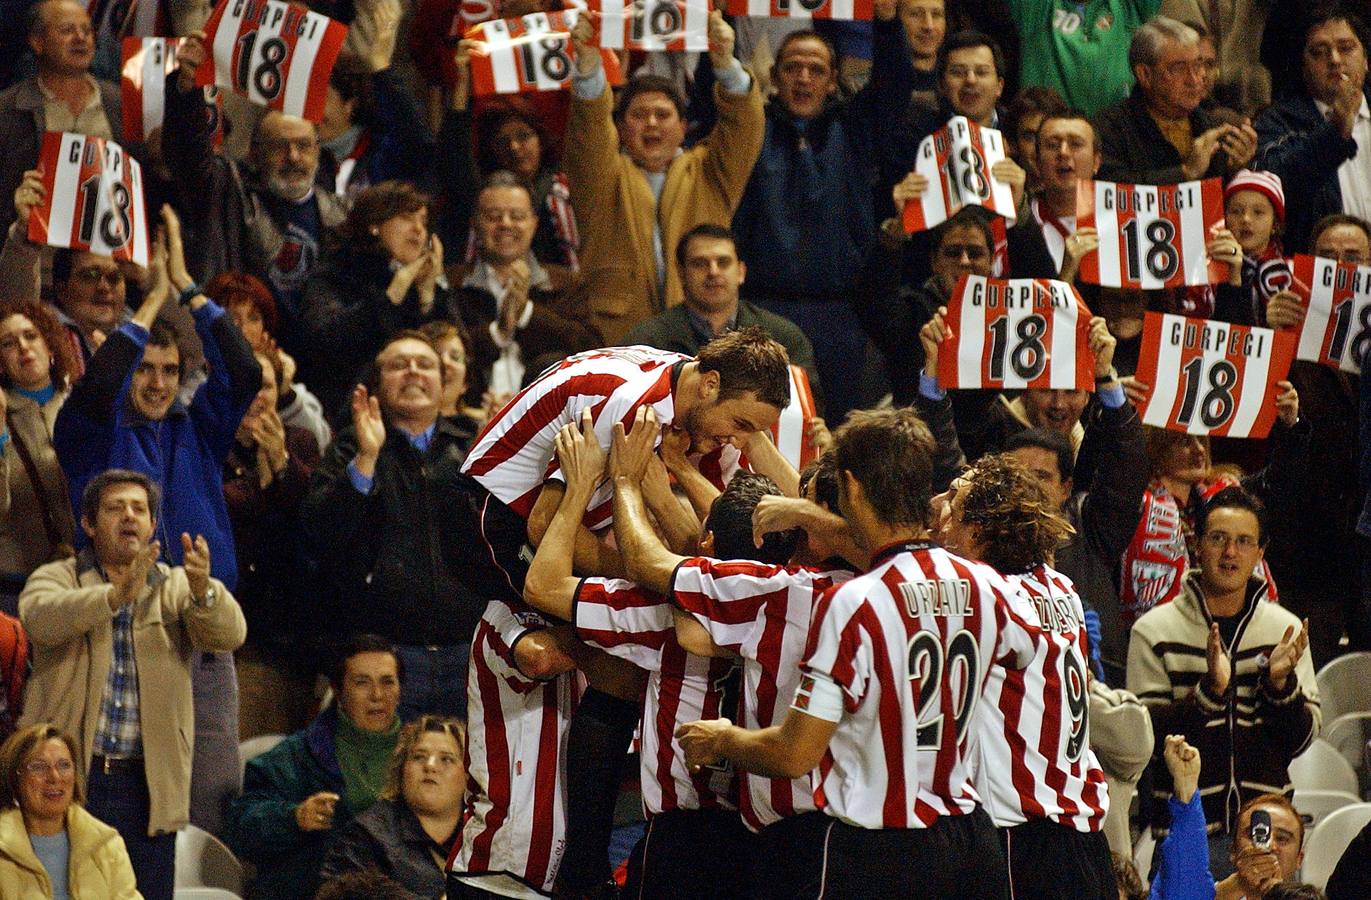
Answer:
[
  {"left": 1094, "top": 16, "right": 1257, "bottom": 185},
  {"left": 1127, "top": 485, "right": 1319, "bottom": 879}
]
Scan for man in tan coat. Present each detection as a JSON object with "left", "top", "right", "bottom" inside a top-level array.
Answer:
[
  {"left": 18, "top": 468, "right": 246, "bottom": 900},
  {"left": 566, "top": 7, "right": 765, "bottom": 344}
]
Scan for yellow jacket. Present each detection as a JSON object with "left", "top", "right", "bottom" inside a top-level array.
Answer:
[
  {"left": 18, "top": 552, "right": 246, "bottom": 835},
  {"left": 0, "top": 805, "right": 142, "bottom": 899},
  {"left": 565, "top": 74, "right": 765, "bottom": 344}
]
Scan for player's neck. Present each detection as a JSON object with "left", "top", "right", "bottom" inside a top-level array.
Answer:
[{"left": 860, "top": 523, "right": 930, "bottom": 560}]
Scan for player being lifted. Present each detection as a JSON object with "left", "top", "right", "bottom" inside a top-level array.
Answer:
[{"left": 677, "top": 407, "right": 1041, "bottom": 898}]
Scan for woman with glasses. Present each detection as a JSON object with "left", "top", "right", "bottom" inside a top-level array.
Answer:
[
  {"left": 319, "top": 716, "right": 465, "bottom": 898},
  {"left": 0, "top": 723, "right": 140, "bottom": 899},
  {"left": 300, "top": 181, "right": 449, "bottom": 424},
  {"left": 0, "top": 302, "right": 77, "bottom": 617}
]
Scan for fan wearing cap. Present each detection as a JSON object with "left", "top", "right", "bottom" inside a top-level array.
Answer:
[{"left": 1212, "top": 171, "right": 1306, "bottom": 330}]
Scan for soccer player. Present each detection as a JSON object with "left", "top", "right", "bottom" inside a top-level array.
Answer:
[
  {"left": 456, "top": 327, "right": 791, "bottom": 893},
  {"left": 934, "top": 456, "right": 1114, "bottom": 899},
  {"left": 608, "top": 422, "right": 857, "bottom": 897},
  {"left": 520, "top": 408, "right": 802, "bottom": 898},
  {"left": 677, "top": 407, "right": 1040, "bottom": 897}
]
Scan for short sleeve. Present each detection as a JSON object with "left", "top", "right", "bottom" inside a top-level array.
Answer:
[
  {"left": 482, "top": 599, "right": 554, "bottom": 687},
  {"left": 573, "top": 577, "right": 672, "bottom": 671},
  {"left": 800, "top": 584, "right": 873, "bottom": 710},
  {"left": 669, "top": 557, "right": 790, "bottom": 652}
]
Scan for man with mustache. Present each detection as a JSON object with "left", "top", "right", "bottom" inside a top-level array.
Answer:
[{"left": 165, "top": 31, "right": 350, "bottom": 358}]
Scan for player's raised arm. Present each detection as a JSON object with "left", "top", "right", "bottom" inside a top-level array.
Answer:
[
  {"left": 524, "top": 409, "right": 608, "bottom": 620},
  {"left": 611, "top": 407, "right": 689, "bottom": 596}
]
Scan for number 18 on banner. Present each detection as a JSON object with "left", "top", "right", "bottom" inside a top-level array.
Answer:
[
  {"left": 1134, "top": 313, "right": 1295, "bottom": 438},
  {"left": 28, "top": 133, "right": 149, "bottom": 266},
  {"left": 937, "top": 275, "right": 1095, "bottom": 391},
  {"left": 1289, "top": 254, "right": 1371, "bottom": 374},
  {"left": 196, "top": 0, "right": 348, "bottom": 122},
  {"left": 1076, "top": 179, "right": 1225, "bottom": 289}
]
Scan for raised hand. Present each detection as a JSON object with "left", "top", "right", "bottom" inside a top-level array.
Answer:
[
  {"left": 1274, "top": 380, "right": 1299, "bottom": 427},
  {"left": 555, "top": 408, "right": 607, "bottom": 499},
  {"left": 1265, "top": 618, "right": 1309, "bottom": 692},
  {"left": 450, "top": 39, "right": 476, "bottom": 112},
  {"left": 161, "top": 204, "right": 194, "bottom": 293},
  {"left": 181, "top": 532, "right": 211, "bottom": 600},
  {"left": 351, "top": 385, "right": 386, "bottom": 477},
  {"left": 1087, "top": 316, "right": 1116, "bottom": 380},
  {"left": 571, "top": 11, "right": 599, "bottom": 76},
  {"left": 706, "top": 9, "right": 735, "bottom": 69},
  {"left": 609, "top": 405, "right": 660, "bottom": 482},
  {"left": 111, "top": 540, "right": 160, "bottom": 611},
  {"left": 1162, "top": 734, "right": 1201, "bottom": 803},
  {"left": 919, "top": 306, "right": 953, "bottom": 378},
  {"left": 1204, "top": 622, "right": 1231, "bottom": 697},
  {"left": 14, "top": 169, "right": 44, "bottom": 223},
  {"left": 990, "top": 157, "right": 1026, "bottom": 209},
  {"left": 133, "top": 230, "right": 171, "bottom": 329},
  {"left": 1264, "top": 291, "right": 1306, "bottom": 330},
  {"left": 175, "top": 31, "right": 208, "bottom": 93},
  {"left": 892, "top": 170, "right": 929, "bottom": 212}
]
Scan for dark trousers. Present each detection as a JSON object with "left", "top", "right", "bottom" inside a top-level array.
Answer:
[
  {"left": 622, "top": 808, "right": 754, "bottom": 899},
  {"left": 456, "top": 474, "right": 532, "bottom": 606},
  {"left": 749, "top": 810, "right": 834, "bottom": 899},
  {"left": 1001, "top": 818, "right": 1117, "bottom": 899},
  {"left": 394, "top": 641, "right": 471, "bottom": 721},
  {"left": 86, "top": 757, "right": 176, "bottom": 900},
  {"left": 776, "top": 809, "right": 1010, "bottom": 899}
]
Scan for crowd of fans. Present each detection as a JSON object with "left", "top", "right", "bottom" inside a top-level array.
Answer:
[{"left": 0, "top": 0, "right": 1369, "bottom": 896}]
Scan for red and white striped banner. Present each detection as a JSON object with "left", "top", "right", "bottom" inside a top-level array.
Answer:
[
  {"left": 726, "top": 0, "right": 873, "bottom": 19},
  {"left": 122, "top": 38, "right": 224, "bottom": 146},
  {"left": 1075, "top": 178, "right": 1224, "bottom": 289},
  {"left": 195, "top": 0, "right": 348, "bottom": 122},
  {"left": 1289, "top": 254, "right": 1371, "bottom": 374},
  {"left": 937, "top": 275, "right": 1094, "bottom": 391},
  {"left": 467, "top": 10, "right": 622, "bottom": 95},
  {"left": 1134, "top": 312, "right": 1295, "bottom": 438},
  {"left": 28, "top": 132, "right": 149, "bottom": 266},
  {"left": 769, "top": 365, "right": 819, "bottom": 470},
  {"left": 588, "top": 0, "right": 710, "bottom": 51},
  {"left": 902, "top": 117, "right": 1016, "bottom": 234}
]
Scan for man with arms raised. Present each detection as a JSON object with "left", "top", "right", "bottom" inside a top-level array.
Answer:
[{"left": 678, "top": 407, "right": 1039, "bottom": 896}]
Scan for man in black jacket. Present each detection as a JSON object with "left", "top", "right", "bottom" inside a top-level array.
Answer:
[
  {"left": 302, "top": 331, "right": 480, "bottom": 721},
  {"left": 1094, "top": 16, "right": 1256, "bottom": 185}
]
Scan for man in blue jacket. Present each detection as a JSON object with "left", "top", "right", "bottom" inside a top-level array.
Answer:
[
  {"left": 730, "top": 0, "right": 914, "bottom": 423},
  {"left": 54, "top": 208, "right": 262, "bottom": 838},
  {"left": 1255, "top": 10, "right": 1371, "bottom": 252}
]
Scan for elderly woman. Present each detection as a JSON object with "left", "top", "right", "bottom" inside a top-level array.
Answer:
[
  {"left": 0, "top": 302, "right": 77, "bottom": 615},
  {"left": 0, "top": 723, "right": 139, "bottom": 899},
  {"left": 319, "top": 716, "right": 464, "bottom": 898},
  {"left": 300, "top": 181, "right": 448, "bottom": 422}
]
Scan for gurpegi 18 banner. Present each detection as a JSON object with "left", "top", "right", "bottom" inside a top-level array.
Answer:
[
  {"left": 902, "top": 117, "right": 1016, "bottom": 234},
  {"left": 1075, "top": 178, "right": 1225, "bottom": 289},
  {"left": 195, "top": 0, "right": 348, "bottom": 122},
  {"left": 28, "top": 132, "right": 150, "bottom": 267}
]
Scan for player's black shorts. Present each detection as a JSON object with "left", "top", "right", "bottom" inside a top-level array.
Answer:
[
  {"left": 749, "top": 808, "right": 834, "bottom": 899},
  {"left": 1001, "top": 817, "right": 1117, "bottom": 899},
  {"left": 622, "top": 808, "right": 754, "bottom": 899},
  {"left": 454, "top": 474, "right": 533, "bottom": 605},
  {"left": 761, "top": 808, "right": 1011, "bottom": 899}
]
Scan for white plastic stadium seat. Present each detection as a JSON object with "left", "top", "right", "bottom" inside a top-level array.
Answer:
[
  {"left": 1293, "top": 789, "right": 1362, "bottom": 831},
  {"left": 1289, "top": 739, "right": 1360, "bottom": 795},
  {"left": 175, "top": 825, "right": 244, "bottom": 893},
  {"left": 1133, "top": 829, "right": 1156, "bottom": 881},
  {"left": 1323, "top": 713, "right": 1371, "bottom": 793},
  {"left": 237, "top": 733, "right": 286, "bottom": 773},
  {"left": 1301, "top": 802, "right": 1371, "bottom": 889},
  {"left": 1317, "top": 652, "right": 1371, "bottom": 724}
]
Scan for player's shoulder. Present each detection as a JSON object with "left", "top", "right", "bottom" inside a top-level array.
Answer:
[{"left": 576, "top": 576, "right": 661, "bottom": 609}]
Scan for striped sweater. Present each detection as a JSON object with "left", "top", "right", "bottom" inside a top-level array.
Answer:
[{"left": 1126, "top": 571, "right": 1320, "bottom": 838}]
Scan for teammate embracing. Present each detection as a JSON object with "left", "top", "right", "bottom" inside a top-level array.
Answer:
[{"left": 677, "top": 408, "right": 1040, "bottom": 898}]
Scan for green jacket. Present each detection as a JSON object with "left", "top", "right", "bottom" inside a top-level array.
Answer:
[{"left": 228, "top": 707, "right": 353, "bottom": 900}]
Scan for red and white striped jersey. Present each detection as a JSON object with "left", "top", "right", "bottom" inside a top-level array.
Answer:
[
  {"left": 461, "top": 346, "right": 689, "bottom": 525},
  {"left": 795, "top": 541, "right": 1039, "bottom": 830},
  {"left": 670, "top": 557, "right": 853, "bottom": 832},
  {"left": 450, "top": 598, "right": 582, "bottom": 898},
  {"left": 573, "top": 575, "right": 738, "bottom": 816},
  {"left": 969, "top": 564, "right": 1110, "bottom": 831}
]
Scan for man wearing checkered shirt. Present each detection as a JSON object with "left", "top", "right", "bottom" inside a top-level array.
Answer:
[{"left": 16, "top": 469, "right": 246, "bottom": 900}]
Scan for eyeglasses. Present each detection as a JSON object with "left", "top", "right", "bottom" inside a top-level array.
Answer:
[
  {"left": 380, "top": 356, "right": 440, "bottom": 374},
  {"left": 1201, "top": 532, "right": 1260, "bottom": 550},
  {"left": 22, "top": 759, "right": 74, "bottom": 778},
  {"left": 72, "top": 266, "right": 122, "bottom": 286},
  {"left": 406, "top": 751, "right": 461, "bottom": 768}
]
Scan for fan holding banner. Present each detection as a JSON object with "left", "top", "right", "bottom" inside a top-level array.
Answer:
[
  {"left": 27, "top": 132, "right": 150, "bottom": 267},
  {"left": 898, "top": 116, "right": 1022, "bottom": 233}
]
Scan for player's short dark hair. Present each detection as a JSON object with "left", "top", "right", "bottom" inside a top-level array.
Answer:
[
  {"left": 327, "top": 633, "right": 403, "bottom": 690},
  {"left": 935, "top": 30, "right": 1006, "bottom": 82},
  {"left": 675, "top": 224, "right": 737, "bottom": 268},
  {"left": 833, "top": 408, "right": 935, "bottom": 527},
  {"left": 615, "top": 74, "right": 686, "bottom": 123},
  {"left": 80, "top": 468, "right": 161, "bottom": 524},
  {"left": 314, "top": 869, "right": 413, "bottom": 900},
  {"left": 799, "top": 452, "right": 840, "bottom": 512},
  {"left": 959, "top": 454, "right": 1074, "bottom": 573},
  {"left": 1005, "top": 428, "right": 1075, "bottom": 483},
  {"left": 774, "top": 29, "right": 837, "bottom": 71},
  {"left": 695, "top": 327, "right": 791, "bottom": 410},
  {"left": 1310, "top": 212, "right": 1371, "bottom": 251},
  {"left": 705, "top": 472, "right": 802, "bottom": 564},
  {"left": 931, "top": 207, "right": 995, "bottom": 254},
  {"left": 1195, "top": 485, "right": 1269, "bottom": 548}
]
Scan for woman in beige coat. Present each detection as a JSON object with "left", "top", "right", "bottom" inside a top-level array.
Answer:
[{"left": 0, "top": 723, "right": 140, "bottom": 899}]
